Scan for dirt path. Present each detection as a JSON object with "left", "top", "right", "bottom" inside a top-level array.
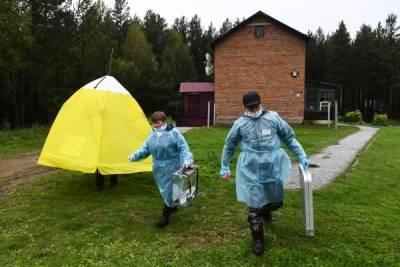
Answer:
[{"left": 0, "top": 152, "right": 57, "bottom": 198}]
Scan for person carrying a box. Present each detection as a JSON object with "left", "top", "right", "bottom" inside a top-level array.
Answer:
[{"left": 128, "top": 111, "right": 194, "bottom": 228}]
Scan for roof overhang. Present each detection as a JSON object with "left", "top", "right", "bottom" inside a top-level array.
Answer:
[{"left": 180, "top": 82, "right": 215, "bottom": 93}]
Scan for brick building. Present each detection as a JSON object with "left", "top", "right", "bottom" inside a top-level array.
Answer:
[{"left": 212, "top": 11, "right": 310, "bottom": 124}]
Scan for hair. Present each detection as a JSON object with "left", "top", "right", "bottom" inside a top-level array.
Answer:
[{"left": 151, "top": 111, "right": 167, "bottom": 123}]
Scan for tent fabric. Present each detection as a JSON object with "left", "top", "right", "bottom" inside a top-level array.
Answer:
[{"left": 38, "top": 75, "right": 152, "bottom": 175}]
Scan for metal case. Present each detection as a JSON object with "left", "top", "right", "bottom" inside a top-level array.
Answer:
[{"left": 299, "top": 165, "right": 314, "bottom": 236}]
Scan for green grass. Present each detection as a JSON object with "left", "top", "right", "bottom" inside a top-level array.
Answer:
[
  {"left": 0, "top": 125, "right": 49, "bottom": 158},
  {"left": 282, "top": 124, "right": 358, "bottom": 157},
  {"left": 0, "top": 124, "right": 356, "bottom": 159},
  {"left": 2, "top": 125, "right": 399, "bottom": 266}
]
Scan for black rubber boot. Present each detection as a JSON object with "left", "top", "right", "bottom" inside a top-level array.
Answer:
[
  {"left": 110, "top": 175, "right": 118, "bottom": 187},
  {"left": 261, "top": 201, "right": 283, "bottom": 222},
  {"left": 96, "top": 171, "right": 104, "bottom": 191},
  {"left": 156, "top": 204, "right": 175, "bottom": 228},
  {"left": 261, "top": 209, "right": 272, "bottom": 223},
  {"left": 248, "top": 208, "right": 265, "bottom": 256},
  {"left": 169, "top": 206, "right": 178, "bottom": 213}
]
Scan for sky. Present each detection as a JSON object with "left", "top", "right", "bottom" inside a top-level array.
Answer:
[{"left": 102, "top": 0, "right": 400, "bottom": 37}]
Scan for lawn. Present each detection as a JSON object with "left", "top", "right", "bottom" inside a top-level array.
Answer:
[
  {"left": 0, "top": 124, "right": 356, "bottom": 159},
  {"left": 2, "top": 125, "right": 399, "bottom": 266},
  {"left": 0, "top": 125, "right": 49, "bottom": 158}
]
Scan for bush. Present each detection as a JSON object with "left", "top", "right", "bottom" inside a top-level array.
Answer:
[
  {"left": 372, "top": 113, "right": 388, "bottom": 126},
  {"left": 343, "top": 110, "right": 363, "bottom": 123}
]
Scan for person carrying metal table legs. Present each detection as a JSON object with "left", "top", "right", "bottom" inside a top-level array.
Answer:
[
  {"left": 128, "top": 111, "right": 194, "bottom": 228},
  {"left": 219, "top": 91, "right": 310, "bottom": 255}
]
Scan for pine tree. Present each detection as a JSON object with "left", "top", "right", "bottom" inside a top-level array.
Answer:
[
  {"left": 173, "top": 16, "right": 189, "bottom": 43},
  {"left": 383, "top": 14, "right": 400, "bottom": 117},
  {"left": 120, "top": 23, "right": 158, "bottom": 112},
  {"left": 0, "top": 0, "right": 31, "bottom": 128},
  {"left": 306, "top": 27, "right": 328, "bottom": 81},
  {"left": 352, "top": 24, "right": 379, "bottom": 119},
  {"left": 326, "top": 21, "right": 353, "bottom": 110},
  {"left": 157, "top": 30, "right": 198, "bottom": 112},
  {"left": 188, "top": 15, "right": 204, "bottom": 80},
  {"left": 112, "top": 0, "right": 130, "bottom": 54},
  {"left": 23, "top": 0, "right": 77, "bottom": 124},
  {"left": 143, "top": 10, "right": 167, "bottom": 61},
  {"left": 219, "top": 18, "right": 233, "bottom": 35}
]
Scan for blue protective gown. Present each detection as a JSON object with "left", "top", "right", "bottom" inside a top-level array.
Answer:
[
  {"left": 221, "top": 111, "right": 307, "bottom": 208},
  {"left": 130, "top": 125, "right": 193, "bottom": 207}
]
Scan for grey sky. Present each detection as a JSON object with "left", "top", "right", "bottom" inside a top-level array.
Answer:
[{"left": 102, "top": 0, "right": 400, "bottom": 37}]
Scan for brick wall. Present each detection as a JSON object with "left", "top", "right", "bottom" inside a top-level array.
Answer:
[{"left": 214, "top": 16, "right": 306, "bottom": 124}]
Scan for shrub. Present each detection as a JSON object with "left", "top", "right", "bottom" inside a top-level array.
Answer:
[
  {"left": 343, "top": 110, "right": 362, "bottom": 123},
  {"left": 372, "top": 113, "right": 388, "bottom": 126}
]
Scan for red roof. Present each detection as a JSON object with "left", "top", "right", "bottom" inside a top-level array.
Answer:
[{"left": 180, "top": 82, "right": 214, "bottom": 93}]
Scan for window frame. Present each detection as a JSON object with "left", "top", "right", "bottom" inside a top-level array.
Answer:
[{"left": 255, "top": 25, "right": 265, "bottom": 38}]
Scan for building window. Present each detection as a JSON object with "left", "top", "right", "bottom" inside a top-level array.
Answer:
[
  {"left": 306, "top": 88, "right": 335, "bottom": 112},
  {"left": 255, "top": 26, "right": 265, "bottom": 38}
]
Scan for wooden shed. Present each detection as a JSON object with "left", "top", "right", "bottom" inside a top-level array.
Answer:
[{"left": 176, "top": 82, "right": 214, "bottom": 126}]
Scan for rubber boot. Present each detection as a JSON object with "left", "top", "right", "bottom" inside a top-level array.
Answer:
[
  {"left": 156, "top": 204, "right": 172, "bottom": 228},
  {"left": 169, "top": 206, "right": 178, "bottom": 213},
  {"left": 110, "top": 175, "right": 118, "bottom": 187},
  {"left": 261, "top": 201, "right": 283, "bottom": 223},
  {"left": 261, "top": 209, "right": 272, "bottom": 223},
  {"left": 248, "top": 208, "right": 265, "bottom": 256},
  {"left": 96, "top": 171, "right": 104, "bottom": 191}
]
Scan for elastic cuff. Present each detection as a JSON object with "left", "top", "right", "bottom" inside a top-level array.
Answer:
[
  {"left": 298, "top": 155, "right": 307, "bottom": 161},
  {"left": 220, "top": 166, "right": 229, "bottom": 171}
]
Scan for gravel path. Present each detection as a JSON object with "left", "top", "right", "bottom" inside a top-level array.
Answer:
[
  {"left": 176, "top": 127, "right": 197, "bottom": 133},
  {"left": 285, "top": 125, "right": 379, "bottom": 190}
]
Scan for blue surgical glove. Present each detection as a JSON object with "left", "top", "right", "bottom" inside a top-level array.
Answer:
[
  {"left": 183, "top": 162, "right": 193, "bottom": 169},
  {"left": 219, "top": 167, "right": 231, "bottom": 180},
  {"left": 299, "top": 157, "right": 310, "bottom": 170},
  {"left": 127, "top": 153, "right": 137, "bottom": 162}
]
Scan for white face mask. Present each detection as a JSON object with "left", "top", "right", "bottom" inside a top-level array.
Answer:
[
  {"left": 154, "top": 123, "right": 167, "bottom": 131},
  {"left": 245, "top": 106, "right": 263, "bottom": 118}
]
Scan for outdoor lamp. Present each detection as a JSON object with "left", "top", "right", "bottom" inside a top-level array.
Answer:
[
  {"left": 291, "top": 70, "right": 299, "bottom": 78},
  {"left": 294, "top": 90, "right": 303, "bottom": 97}
]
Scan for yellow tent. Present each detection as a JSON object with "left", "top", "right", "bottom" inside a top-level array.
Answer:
[{"left": 38, "top": 75, "right": 152, "bottom": 174}]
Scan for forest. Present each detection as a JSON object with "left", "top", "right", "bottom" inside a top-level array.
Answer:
[{"left": 1, "top": 0, "right": 399, "bottom": 129}]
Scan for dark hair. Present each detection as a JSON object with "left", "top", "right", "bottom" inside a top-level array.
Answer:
[{"left": 151, "top": 111, "right": 167, "bottom": 122}]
